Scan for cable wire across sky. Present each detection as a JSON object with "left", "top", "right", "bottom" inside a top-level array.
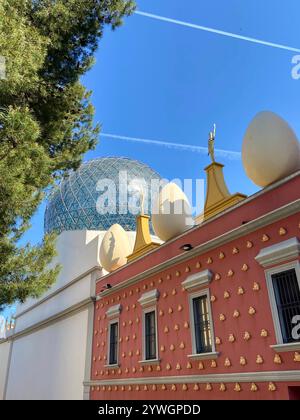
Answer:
[{"left": 135, "top": 10, "right": 300, "bottom": 54}]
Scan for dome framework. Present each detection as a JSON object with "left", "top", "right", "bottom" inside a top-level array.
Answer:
[{"left": 44, "top": 157, "right": 161, "bottom": 234}]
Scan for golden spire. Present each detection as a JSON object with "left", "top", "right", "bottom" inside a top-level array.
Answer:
[
  {"left": 196, "top": 126, "right": 247, "bottom": 222},
  {"left": 127, "top": 186, "right": 160, "bottom": 262}
]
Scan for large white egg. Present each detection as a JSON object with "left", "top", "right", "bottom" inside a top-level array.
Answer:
[
  {"left": 242, "top": 111, "right": 300, "bottom": 187},
  {"left": 100, "top": 224, "right": 132, "bottom": 272},
  {"left": 152, "top": 183, "right": 194, "bottom": 241}
]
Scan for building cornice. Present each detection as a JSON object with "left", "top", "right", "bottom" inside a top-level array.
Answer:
[
  {"left": 97, "top": 199, "right": 300, "bottom": 298},
  {"left": 15, "top": 266, "right": 101, "bottom": 319},
  {"left": 3, "top": 297, "right": 94, "bottom": 343},
  {"left": 255, "top": 237, "right": 300, "bottom": 268},
  {"left": 84, "top": 370, "right": 300, "bottom": 387}
]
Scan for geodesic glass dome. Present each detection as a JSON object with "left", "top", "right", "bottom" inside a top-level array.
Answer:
[{"left": 44, "top": 157, "right": 161, "bottom": 234}]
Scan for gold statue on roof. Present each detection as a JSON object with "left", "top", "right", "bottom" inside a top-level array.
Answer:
[{"left": 208, "top": 123, "right": 216, "bottom": 163}]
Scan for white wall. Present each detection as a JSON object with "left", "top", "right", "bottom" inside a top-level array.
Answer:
[
  {"left": 6, "top": 307, "right": 91, "bottom": 400},
  {"left": 0, "top": 340, "right": 11, "bottom": 400}
]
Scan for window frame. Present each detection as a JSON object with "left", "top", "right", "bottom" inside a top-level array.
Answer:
[
  {"left": 142, "top": 305, "right": 159, "bottom": 363},
  {"left": 107, "top": 318, "right": 119, "bottom": 367},
  {"left": 188, "top": 288, "right": 216, "bottom": 356},
  {"left": 265, "top": 260, "right": 300, "bottom": 345}
]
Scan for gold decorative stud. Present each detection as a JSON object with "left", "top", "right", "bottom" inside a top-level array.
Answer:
[
  {"left": 129, "top": 289, "right": 133, "bottom": 296},
  {"left": 128, "top": 320, "right": 133, "bottom": 326},
  {"left": 135, "top": 385, "right": 139, "bottom": 391},
  {"left": 136, "top": 287, "right": 140, "bottom": 293},
  {"left": 244, "top": 331, "right": 251, "bottom": 341},
  {"left": 274, "top": 354, "right": 282, "bottom": 364},
  {"left": 132, "top": 303, "right": 136, "bottom": 309},
  {"left": 152, "top": 384, "right": 156, "bottom": 391},
  {"left": 256, "top": 355, "right": 263, "bottom": 364},
  {"left": 161, "top": 384, "right": 166, "bottom": 390},
  {"left": 143, "top": 385, "right": 148, "bottom": 391},
  {"left": 125, "top": 367, "right": 129, "bottom": 373},
  {"left": 233, "top": 309, "right": 240, "bottom": 318},
  {"left": 215, "top": 337, "right": 222, "bottom": 345},
  {"left": 166, "top": 363, "right": 171, "bottom": 371},
  {"left": 184, "top": 321, "right": 189, "bottom": 329},
  {"left": 260, "top": 329, "right": 268, "bottom": 337},
  {"left": 176, "top": 363, "right": 181, "bottom": 371},
  {"left": 224, "top": 290, "right": 230, "bottom": 299},
  {"left": 193, "top": 384, "right": 199, "bottom": 391},
  {"left": 168, "top": 307, "right": 173, "bottom": 314},
  {"left": 156, "top": 365, "right": 161, "bottom": 371},
  {"left": 182, "top": 384, "right": 188, "bottom": 391},
  {"left": 207, "top": 257, "right": 213, "bottom": 264},
  {"left": 210, "top": 295, "right": 217, "bottom": 302},
  {"left": 136, "top": 317, "right": 140, "bottom": 323},
  {"left": 250, "top": 383, "right": 258, "bottom": 392},
  {"left": 122, "top": 352, "right": 126, "bottom": 358},
  {"left": 253, "top": 282, "right": 260, "bottom": 291},
  {"left": 128, "top": 351, "right": 133, "bottom": 357},
  {"left": 232, "top": 247, "right": 239, "bottom": 254},
  {"left": 125, "top": 336, "right": 129, "bottom": 342},
  {"left": 133, "top": 334, "right": 137, "bottom": 340},
  {"left": 215, "top": 273, "right": 221, "bottom": 280},
  {"left": 179, "top": 341, "right": 185, "bottom": 349},
  {"left": 172, "top": 288, "right": 177, "bottom": 296},
  {"left": 268, "top": 382, "right": 276, "bottom": 392},
  {"left": 159, "top": 310, "right": 164, "bottom": 316},
  {"left": 205, "top": 383, "right": 212, "bottom": 391},
  {"left": 246, "top": 241, "right": 253, "bottom": 248},
  {"left": 176, "top": 271, "right": 181, "bottom": 277},
  {"left": 220, "top": 313, "right": 226, "bottom": 321},
  {"left": 228, "top": 333, "right": 235, "bottom": 343},
  {"left": 171, "top": 384, "right": 177, "bottom": 391},
  {"left": 185, "top": 266, "right": 191, "bottom": 273},
  {"left": 158, "top": 278, "right": 163, "bottom": 284},
  {"left": 160, "top": 345, "right": 165, "bottom": 352},
  {"left": 262, "top": 234, "right": 270, "bottom": 242},
  {"left": 170, "top": 344, "right": 175, "bottom": 351},
  {"left": 211, "top": 360, "right": 217, "bottom": 368},
  {"left": 167, "top": 274, "right": 171, "bottom": 280},
  {"left": 198, "top": 362, "right": 204, "bottom": 370},
  {"left": 219, "top": 252, "right": 225, "bottom": 259},
  {"left": 240, "top": 356, "right": 247, "bottom": 366},
  {"left": 224, "top": 358, "right": 231, "bottom": 367},
  {"left": 164, "top": 326, "right": 169, "bottom": 333},
  {"left": 174, "top": 324, "right": 180, "bottom": 331},
  {"left": 227, "top": 269, "right": 234, "bottom": 277},
  {"left": 132, "top": 367, "right": 136, "bottom": 373},
  {"left": 178, "top": 304, "right": 183, "bottom": 312},
  {"left": 150, "top": 281, "right": 154, "bottom": 287},
  {"left": 220, "top": 383, "right": 226, "bottom": 391},
  {"left": 294, "top": 352, "right": 300, "bottom": 362},
  {"left": 279, "top": 227, "right": 287, "bottom": 236},
  {"left": 147, "top": 366, "right": 152, "bottom": 372},
  {"left": 143, "top": 284, "right": 147, "bottom": 290},
  {"left": 139, "top": 366, "right": 144, "bottom": 372},
  {"left": 136, "top": 349, "right": 140, "bottom": 356},
  {"left": 242, "top": 263, "right": 249, "bottom": 272},
  {"left": 163, "top": 292, "right": 168, "bottom": 298},
  {"left": 248, "top": 306, "right": 256, "bottom": 315},
  {"left": 187, "top": 362, "right": 192, "bottom": 369},
  {"left": 118, "top": 369, "right": 122, "bottom": 374},
  {"left": 237, "top": 286, "right": 245, "bottom": 295},
  {"left": 234, "top": 383, "right": 241, "bottom": 392},
  {"left": 196, "top": 262, "right": 201, "bottom": 269}
]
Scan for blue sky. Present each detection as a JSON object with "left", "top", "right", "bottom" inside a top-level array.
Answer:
[{"left": 3, "top": 0, "right": 300, "bottom": 317}]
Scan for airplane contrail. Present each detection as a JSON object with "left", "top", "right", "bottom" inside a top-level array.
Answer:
[
  {"left": 135, "top": 10, "right": 300, "bottom": 54},
  {"left": 101, "top": 132, "right": 241, "bottom": 160}
]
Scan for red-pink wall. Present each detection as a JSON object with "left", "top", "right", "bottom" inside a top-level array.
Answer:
[{"left": 91, "top": 175, "right": 300, "bottom": 400}]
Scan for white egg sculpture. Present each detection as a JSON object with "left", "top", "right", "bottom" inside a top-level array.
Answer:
[
  {"left": 242, "top": 111, "right": 300, "bottom": 187},
  {"left": 100, "top": 224, "right": 132, "bottom": 272},
  {"left": 152, "top": 182, "right": 194, "bottom": 241}
]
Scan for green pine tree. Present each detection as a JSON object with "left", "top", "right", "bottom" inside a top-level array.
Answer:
[{"left": 0, "top": 0, "right": 135, "bottom": 308}]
